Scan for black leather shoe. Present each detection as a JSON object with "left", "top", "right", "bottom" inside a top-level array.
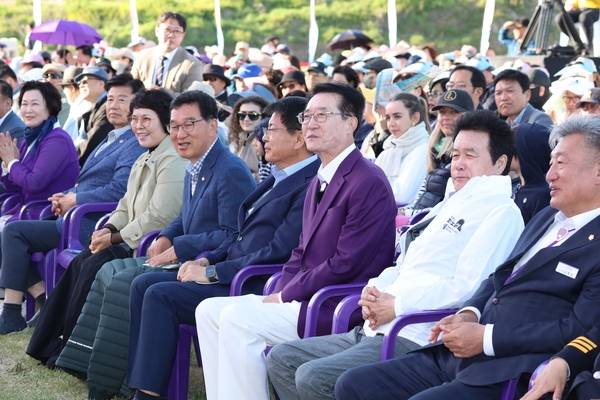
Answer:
[{"left": 0, "top": 316, "right": 27, "bottom": 334}]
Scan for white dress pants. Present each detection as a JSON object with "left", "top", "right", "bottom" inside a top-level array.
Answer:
[{"left": 195, "top": 294, "right": 302, "bottom": 400}]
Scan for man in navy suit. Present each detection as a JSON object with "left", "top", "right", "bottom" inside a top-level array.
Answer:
[
  {"left": 0, "top": 80, "right": 25, "bottom": 144},
  {"left": 125, "top": 95, "right": 320, "bottom": 400},
  {"left": 0, "top": 75, "right": 145, "bottom": 332},
  {"left": 334, "top": 115, "right": 600, "bottom": 399}
]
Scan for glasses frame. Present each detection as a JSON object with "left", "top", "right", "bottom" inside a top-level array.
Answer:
[
  {"left": 128, "top": 116, "right": 158, "bottom": 127},
  {"left": 43, "top": 73, "right": 63, "bottom": 80},
  {"left": 167, "top": 119, "right": 205, "bottom": 134},
  {"left": 158, "top": 27, "right": 184, "bottom": 37},
  {"left": 297, "top": 111, "right": 350, "bottom": 125}
]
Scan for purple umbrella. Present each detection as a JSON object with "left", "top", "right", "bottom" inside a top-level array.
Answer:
[{"left": 29, "top": 20, "right": 102, "bottom": 47}]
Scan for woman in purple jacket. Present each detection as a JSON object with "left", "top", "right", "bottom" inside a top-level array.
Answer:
[{"left": 0, "top": 81, "right": 79, "bottom": 228}]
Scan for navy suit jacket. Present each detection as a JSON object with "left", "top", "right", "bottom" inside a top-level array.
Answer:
[
  {"left": 160, "top": 139, "right": 256, "bottom": 262},
  {"left": 59, "top": 128, "right": 145, "bottom": 242},
  {"left": 274, "top": 148, "right": 397, "bottom": 336},
  {"left": 0, "top": 110, "right": 26, "bottom": 144},
  {"left": 447, "top": 206, "right": 600, "bottom": 385},
  {"left": 521, "top": 104, "right": 554, "bottom": 128},
  {"left": 205, "top": 158, "right": 320, "bottom": 284}
]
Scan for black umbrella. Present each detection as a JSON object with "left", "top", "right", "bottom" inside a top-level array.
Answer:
[{"left": 327, "top": 29, "right": 374, "bottom": 50}]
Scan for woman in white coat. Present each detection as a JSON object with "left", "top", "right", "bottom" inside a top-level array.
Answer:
[{"left": 375, "top": 93, "right": 430, "bottom": 204}]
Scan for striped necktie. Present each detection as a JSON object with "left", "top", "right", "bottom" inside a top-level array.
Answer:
[{"left": 156, "top": 55, "right": 167, "bottom": 87}]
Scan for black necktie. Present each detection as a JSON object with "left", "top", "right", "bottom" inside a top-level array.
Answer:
[
  {"left": 156, "top": 56, "right": 167, "bottom": 87},
  {"left": 316, "top": 180, "right": 327, "bottom": 203}
]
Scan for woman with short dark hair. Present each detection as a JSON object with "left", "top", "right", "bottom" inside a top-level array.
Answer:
[{"left": 0, "top": 80, "right": 79, "bottom": 228}]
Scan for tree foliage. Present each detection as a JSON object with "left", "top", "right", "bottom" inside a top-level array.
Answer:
[{"left": 0, "top": 0, "right": 544, "bottom": 59}]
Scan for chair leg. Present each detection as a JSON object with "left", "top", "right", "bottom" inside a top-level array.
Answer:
[{"left": 168, "top": 325, "right": 192, "bottom": 400}]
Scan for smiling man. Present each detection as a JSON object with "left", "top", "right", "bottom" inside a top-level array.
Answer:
[
  {"left": 195, "top": 82, "right": 397, "bottom": 400},
  {"left": 494, "top": 69, "right": 554, "bottom": 128},
  {"left": 266, "top": 110, "right": 524, "bottom": 400},
  {"left": 335, "top": 115, "right": 600, "bottom": 399},
  {"left": 131, "top": 11, "right": 203, "bottom": 96}
]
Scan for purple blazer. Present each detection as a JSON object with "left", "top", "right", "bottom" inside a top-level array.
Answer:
[
  {"left": 1, "top": 127, "right": 79, "bottom": 220},
  {"left": 274, "top": 148, "right": 397, "bottom": 336}
]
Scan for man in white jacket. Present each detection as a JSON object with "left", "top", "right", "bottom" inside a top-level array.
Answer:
[{"left": 266, "top": 109, "right": 525, "bottom": 400}]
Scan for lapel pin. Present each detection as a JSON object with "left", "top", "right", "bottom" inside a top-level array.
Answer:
[
  {"left": 119, "top": 140, "right": 124, "bottom": 143},
  {"left": 589, "top": 235, "right": 595, "bottom": 241},
  {"left": 201, "top": 177, "right": 205, "bottom": 181}
]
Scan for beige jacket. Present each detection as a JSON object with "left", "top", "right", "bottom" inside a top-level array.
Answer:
[{"left": 106, "top": 135, "right": 187, "bottom": 248}]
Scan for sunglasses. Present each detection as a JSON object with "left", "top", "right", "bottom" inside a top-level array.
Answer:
[
  {"left": 237, "top": 111, "right": 262, "bottom": 121},
  {"left": 204, "top": 76, "right": 218, "bottom": 82},
  {"left": 43, "top": 73, "right": 63, "bottom": 79}
]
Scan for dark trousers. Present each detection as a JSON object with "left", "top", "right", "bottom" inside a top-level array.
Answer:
[
  {"left": 126, "top": 272, "right": 266, "bottom": 396},
  {"left": 334, "top": 345, "right": 510, "bottom": 400},
  {"left": 0, "top": 220, "right": 61, "bottom": 292},
  {"left": 555, "top": 8, "right": 600, "bottom": 46},
  {"left": 26, "top": 245, "right": 130, "bottom": 365}
]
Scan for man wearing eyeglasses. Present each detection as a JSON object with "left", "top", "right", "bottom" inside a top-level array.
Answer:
[
  {"left": 447, "top": 66, "right": 486, "bottom": 110},
  {"left": 195, "top": 82, "right": 397, "bottom": 400},
  {"left": 131, "top": 11, "right": 203, "bottom": 97}
]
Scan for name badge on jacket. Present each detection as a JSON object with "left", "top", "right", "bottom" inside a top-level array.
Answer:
[{"left": 556, "top": 262, "right": 579, "bottom": 279}]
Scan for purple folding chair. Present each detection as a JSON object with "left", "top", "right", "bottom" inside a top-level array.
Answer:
[{"left": 52, "top": 202, "right": 118, "bottom": 287}]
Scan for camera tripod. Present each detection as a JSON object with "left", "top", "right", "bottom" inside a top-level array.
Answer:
[{"left": 520, "top": 0, "right": 586, "bottom": 55}]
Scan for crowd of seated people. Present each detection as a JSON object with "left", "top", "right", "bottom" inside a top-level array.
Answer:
[{"left": 4, "top": 8, "right": 600, "bottom": 400}]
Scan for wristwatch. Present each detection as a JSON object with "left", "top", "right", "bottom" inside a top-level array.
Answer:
[{"left": 205, "top": 265, "right": 219, "bottom": 283}]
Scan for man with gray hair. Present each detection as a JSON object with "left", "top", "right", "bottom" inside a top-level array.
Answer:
[{"left": 335, "top": 115, "right": 600, "bottom": 399}]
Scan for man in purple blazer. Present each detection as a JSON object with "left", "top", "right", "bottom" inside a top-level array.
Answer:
[{"left": 195, "top": 82, "right": 397, "bottom": 400}]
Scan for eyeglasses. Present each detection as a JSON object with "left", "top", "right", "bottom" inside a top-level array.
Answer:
[
  {"left": 167, "top": 119, "right": 205, "bottom": 134},
  {"left": 79, "top": 77, "right": 99, "bottom": 86},
  {"left": 562, "top": 95, "right": 582, "bottom": 103},
  {"left": 429, "top": 91, "right": 444, "bottom": 98},
  {"left": 128, "top": 116, "right": 157, "bottom": 127},
  {"left": 445, "top": 82, "right": 473, "bottom": 90},
  {"left": 262, "top": 127, "right": 289, "bottom": 139},
  {"left": 297, "top": 111, "right": 350, "bottom": 124},
  {"left": 237, "top": 111, "right": 262, "bottom": 121},
  {"left": 159, "top": 27, "right": 184, "bottom": 37},
  {"left": 43, "top": 73, "right": 62, "bottom": 79}
]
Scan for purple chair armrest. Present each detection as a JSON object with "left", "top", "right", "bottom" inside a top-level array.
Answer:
[
  {"left": 135, "top": 230, "right": 161, "bottom": 257},
  {"left": 263, "top": 271, "right": 282, "bottom": 295},
  {"left": 381, "top": 309, "right": 458, "bottom": 360},
  {"left": 304, "top": 283, "right": 366, "bottom": 338},
  {"left": 332, "top": 293, "right": 361, "bottom": 334},
  {"left": 66, "top": 202, "right": 118, "bottom": 250},
  {"left": 528, "top": 360, "right": 551, "bottom": 391},
  {"left": 229, "top": 264, "right": 284, "bottom": 296},
  {"left": 408, "top": 210, "right": 429, "bottom": 225},
  {"left": 94, "top": 213, "right": 112, "bottom": 230},
  {"left": 0, "top": 194, "right": 21, "bottom": 215},
  {"left": 18, "top": 200, "right": 52, "bottom": 220}
]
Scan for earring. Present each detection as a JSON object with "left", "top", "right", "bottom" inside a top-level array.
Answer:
[{"left": 412, "top": 122, "right": 416, "bottom": 127}]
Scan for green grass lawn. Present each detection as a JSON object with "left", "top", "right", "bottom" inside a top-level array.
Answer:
[{"left": 0, "top": 328, "right": 207, "bottom": 400}]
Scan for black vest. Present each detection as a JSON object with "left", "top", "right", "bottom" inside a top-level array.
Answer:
[{"left": 413, "top": 157, "right": 451, "bottom": 210}]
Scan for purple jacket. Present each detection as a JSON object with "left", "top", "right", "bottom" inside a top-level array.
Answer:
[
  {"left": 1, "top": 127, "right": 79, "bottom": 220},
  {"left": 274, "top": 148, "right": 397, "bottom": 336}
]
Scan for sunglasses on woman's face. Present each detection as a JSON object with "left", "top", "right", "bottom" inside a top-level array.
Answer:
[{"left": 237, "top": 111, "right": 262, "bottom": 121}]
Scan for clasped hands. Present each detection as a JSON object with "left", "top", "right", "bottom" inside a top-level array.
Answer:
[
  {"left": 49, "top": 192, "right": 77, "bottom": 217},
  {"left": 89, "top": 228, "right": 112, "bottom": 254},
  {"left": 0, "top": 131, "right": 19, "bottom": 166}
]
